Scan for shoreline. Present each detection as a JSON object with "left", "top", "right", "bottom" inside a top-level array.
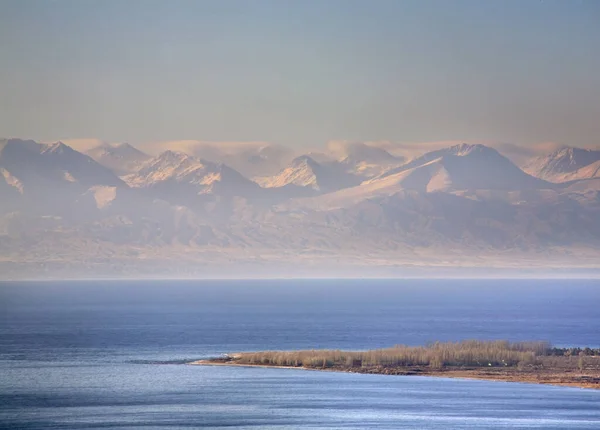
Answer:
[{"left": 190, "top": 359, "right": 600, "bottom": 390}]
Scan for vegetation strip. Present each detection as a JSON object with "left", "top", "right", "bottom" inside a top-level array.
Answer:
[{"left": 191, "top": 341, "right": 600, "bottom": 390}]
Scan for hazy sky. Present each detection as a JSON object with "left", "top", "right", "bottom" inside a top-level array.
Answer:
[{"left": 1, "top": 0, "right": 599, "bottom": 149}]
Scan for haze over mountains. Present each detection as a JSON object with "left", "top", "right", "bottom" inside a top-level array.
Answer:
[{"left": 1, "top": 137, "right": 599, "bottom": 278}]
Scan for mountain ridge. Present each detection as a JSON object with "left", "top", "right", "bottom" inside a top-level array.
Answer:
[
  {"left": 523, "top": 146, "right": 600, "bottom": 183},
  {"left": 255, "top": 155, "right": 361, "bottom": 194},
  {"left": 1, "top": 138, "right": 600, "bottom": 276}
]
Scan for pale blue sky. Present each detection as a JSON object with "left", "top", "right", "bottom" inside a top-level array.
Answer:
[{"left": 1, "top": 0, "right": 599, "bottom": 148}]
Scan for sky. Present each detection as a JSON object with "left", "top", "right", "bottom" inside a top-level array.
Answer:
[{"left": 1, "top": 0, "right": 599, "bottom": 150}]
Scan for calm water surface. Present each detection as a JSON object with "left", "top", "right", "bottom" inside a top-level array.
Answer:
[{"left": 1, "top": 279, "right": 599, "bottom": 429}]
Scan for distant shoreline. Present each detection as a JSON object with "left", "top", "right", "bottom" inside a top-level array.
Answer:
[
  {"left": 190, "top": 342, "right": 600, "bottom": 390},
  {"left": 190, "top": 359, "right": 600, "bottom": 390}
]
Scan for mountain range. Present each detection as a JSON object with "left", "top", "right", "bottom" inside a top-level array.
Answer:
[{"left": 1, "top": 137, "right": 599, "bottom": 278}]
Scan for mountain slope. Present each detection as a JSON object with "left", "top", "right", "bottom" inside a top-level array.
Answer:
[
  {"left": 85, "top": 142, "right": 151, "bottom": 175},
  {"left": 0, "top": 139, "right": 127, "bottom": 216},
  {"left": 328, "top": 142, "right": 405, "bottom": 178},
  {"left": 0, "top": 139, "right": 124, "bottom": 188},
  {"left": 292, "top": 144, "right": 553, "bottom": 210},
  {"left": 123, "top": 150, "right": 262, "bottom": 203},
  {"left": 523, "top": 147, "right": 600, "bottom": 182},
  {"left": 148, "top": 141, "right": 294, "bottom": 177},
  {"left": 377, "top": 143, "right": 548, "bottom": 187},
  {"left": 545, "top": 160, "right": 600, "bottom": 184},
  {"left": 565, "top": 160, "right": 600, "bottom": 181},
  {"left": 255, "top": 155, "right": 361, "bottom": 194}
]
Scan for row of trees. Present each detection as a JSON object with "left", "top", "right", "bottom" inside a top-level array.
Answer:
[
  {"left": 233, "top": 340, "right": 549, "bottom": 370},
  {"left": 547, "top": 347, "right": 600, "bottom": 357}
]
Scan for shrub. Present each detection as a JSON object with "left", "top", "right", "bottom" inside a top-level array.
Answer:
[{"left": 232, "top": 340, "right": 550, "bottom": 369}]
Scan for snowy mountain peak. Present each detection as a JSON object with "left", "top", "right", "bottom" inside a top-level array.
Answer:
[
  {"left": 124, "top": 150, "right": 260, "bottom": 200},
  {"left": 449, "top": 143, "right": 496, "bottom": 156},
  {"left": 255, "top": 154, "right": 361, "bottom": 193},
  {"left": 255, "top": 156, "right": 322, "bottom": 190},
  {"left": 523, "top": 146, "right": 600, "bottom": 182},
  {"left": 368, "top": 143, "right": 551, "bottom": 193},
  {"left": 377, "top": 144, "right": 501, "bottom": 181},
  {"left": 546, "top": 147, "right": 600, "bottom": 168},
  {"left": 131, "top": 151, "right": 206, "bottom": 183},
  {"left": 42, "top": 141, "right": 72, "bottom": 155},
  {"left": 155, "top": 150, "right": 195, "bottom": 165},
  {"left": 546, "top": 146, "right": 595, "bottom": 163},
  {"left": 3, "top": 137, "right": 600, "bottom": 276},
  {"left": 0, "top": 138, "right": 124, "bottom": 210}
]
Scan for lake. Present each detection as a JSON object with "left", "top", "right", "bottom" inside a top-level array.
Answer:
[{"left": 1, "top": 279, "right": 600, "bottom": 429}]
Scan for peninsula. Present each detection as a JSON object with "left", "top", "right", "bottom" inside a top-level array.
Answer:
[{"left": 191, "top": 341, "right": 600, "bottom": 390}]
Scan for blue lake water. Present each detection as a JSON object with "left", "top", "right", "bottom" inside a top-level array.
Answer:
[{"left": 1, "top": 279, "right": 600, "bottom": 429}]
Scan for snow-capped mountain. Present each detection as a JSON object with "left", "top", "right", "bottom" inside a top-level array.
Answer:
[
  {"left": 1, "top": 138, "right": 600, "bottom": 277},
  {"left": 295, "top": 144, "right": 553, "bottom": 210},
  {"left": 0, "top": 139, "right": 125, "bottom": 214},
  {"left": 147, "top": 141, "right": 294, "bottom": 177},
  {"left": 397, "top": 144, "right": 550, "bottom": 188},
  {"left": 85, "top": 142, "right": 151, "bottom": 175},
  {"left": 377, "top": 143, "right": 545, "bottom": 186},
  {"left": 523, "top": 147, "right": 600, "bottom": 183},
  {"left": 255, "top": 155, "right": 361, "bottom": 194},
  {"left": 0, "top": 139, "right": 123, "bottom": 188},
  {"left": 123, "top": 150, "right": 263, "bottom": 203},
  {"left": 563, "top": 160, "right": 600, "bottom": 182}
]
